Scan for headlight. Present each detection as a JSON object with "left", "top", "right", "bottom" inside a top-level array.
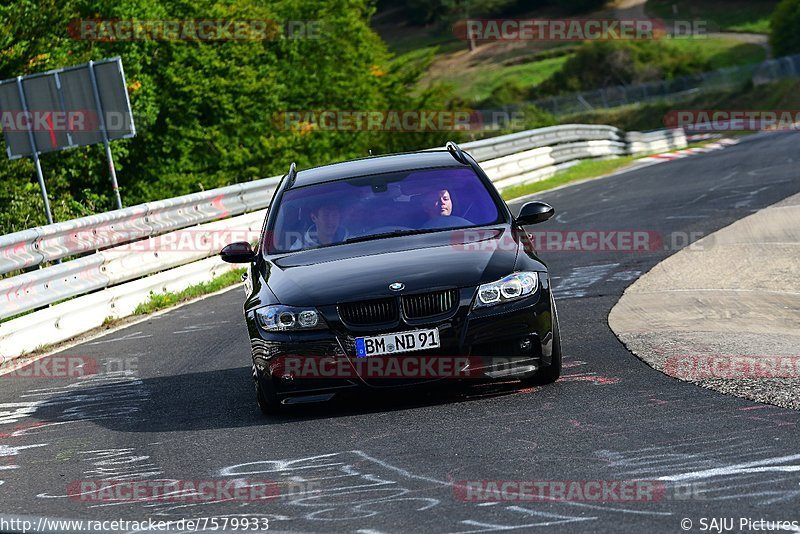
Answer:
[
  {"left": 474, "top": 272, "right": 539, "bottom": 308},
  {"left": 256, "top": 305, "right": 325, "bottom": 331}
]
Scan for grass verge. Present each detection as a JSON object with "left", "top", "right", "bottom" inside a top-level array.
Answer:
[
  {"left": 132, "top": 268, "right": 246, "bottom": 315},
  {"left": 432, "top": 54, "right": 573, "bottom": 104},
  {"left": 500, "top": 156, "right": 637, "bottom": 201}
]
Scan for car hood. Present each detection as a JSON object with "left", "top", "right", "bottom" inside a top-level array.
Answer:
[{"left": 264, "top": 227, "right": 542, "bottom": 306}]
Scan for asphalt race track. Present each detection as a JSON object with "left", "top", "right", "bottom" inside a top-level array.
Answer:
[{"left": 1, "top": 130, "right": 799, "bottom": 533}]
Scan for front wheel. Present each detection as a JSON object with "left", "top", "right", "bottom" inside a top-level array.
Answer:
[
  {"left": 255, "top": 374, "right": 283, "bottom": 415},
  {"left": 522, "top": 301, "right": 562, "bottom": 386}
]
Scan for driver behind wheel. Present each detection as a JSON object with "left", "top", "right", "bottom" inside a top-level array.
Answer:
[
  {"left": 418, "top": 187, "right": 472, "bottom": 229},
  {"left": 422, "top": 188, "right": 453, "bottom": 218}
]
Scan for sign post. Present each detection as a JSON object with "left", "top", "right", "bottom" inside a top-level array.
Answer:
[
  {"left": 87, "top": 60, "right": 123, "bottom": 210},
  {"left": 15, "top": 76, "right": 53, "bottom": 224}
]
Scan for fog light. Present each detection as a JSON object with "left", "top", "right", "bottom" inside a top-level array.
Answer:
[{"left": 519, "top": 338, "right": 532, "bottom": 352}]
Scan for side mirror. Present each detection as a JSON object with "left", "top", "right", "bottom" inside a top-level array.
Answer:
[
  {"left": 220, "top": 241, "right": 256, "bottom": 264},
  {"left": 516, "top": 201, "right": 555, "bottom": 226}
]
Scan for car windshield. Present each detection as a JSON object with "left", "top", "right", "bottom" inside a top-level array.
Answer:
[{"left": 268, "top": 166, "right": 503, "bottom": 253}]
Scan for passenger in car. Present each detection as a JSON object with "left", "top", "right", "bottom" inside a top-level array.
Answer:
[{"left": 290, "top": 200, "right": 349, "bottom": 250}]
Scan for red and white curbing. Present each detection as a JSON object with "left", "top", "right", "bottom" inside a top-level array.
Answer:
[{"left": 641, "top": 138, "right": 739, "bottom": 162}]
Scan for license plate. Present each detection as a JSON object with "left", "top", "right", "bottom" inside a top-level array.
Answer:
[{"left": 355, "top": 328, "right": 440, "bottom": 357}]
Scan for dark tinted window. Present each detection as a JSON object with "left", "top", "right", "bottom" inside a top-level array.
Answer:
[{"left": 268, "top": 167, "right": 502, "bottom": 252}]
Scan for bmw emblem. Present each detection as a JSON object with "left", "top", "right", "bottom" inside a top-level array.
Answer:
[{"left": 389, "top": 282, "right": 405, "bottom": 291}]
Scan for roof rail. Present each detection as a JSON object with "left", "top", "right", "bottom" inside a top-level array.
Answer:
[
  {"left": 445, "top": 141, "right": 467, "bottom": 164},
  {"left": 286, "top": 162, "right": 297, "bottom": 188}
]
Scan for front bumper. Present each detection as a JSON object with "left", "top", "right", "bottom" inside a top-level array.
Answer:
[{"left": 247, "top": 277, "right": 555, "bottom": 402}]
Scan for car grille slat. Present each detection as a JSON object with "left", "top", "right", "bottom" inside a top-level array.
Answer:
[
  {"left": 339, "top": 289, "right": 459, "bottom": 326},
  {"left": 339, "top": 297, "right": 398, "bottom": 326},
  {"left": 402, "top": 289, "right": 459, "bottom": 320}
]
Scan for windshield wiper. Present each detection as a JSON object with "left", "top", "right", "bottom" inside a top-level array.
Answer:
[{"left": 342, "top": 229, "right": 426, "bottom": 245}]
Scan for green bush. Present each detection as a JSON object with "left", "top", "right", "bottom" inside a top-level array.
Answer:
[
  {"left": 770, "top": 0, "right": 800, "bottom": 56},
  {"left": 480, "top": 81, "right": 530, "bottom": 107},
  {"left": 532, "top": 40, "right": 729, "bottom": 97}
]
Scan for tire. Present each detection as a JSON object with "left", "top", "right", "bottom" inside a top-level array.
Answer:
[
  {"left": 522, "top": 299, "right": 562, "bottom": 386},
  {"left": 255, "top": 375, "right": 283, "bottom": 415}
]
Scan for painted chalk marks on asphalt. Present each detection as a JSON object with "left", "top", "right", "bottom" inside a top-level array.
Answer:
[
  {"left": 212, "top": 450, "right": 696, "bottom": 532},
  {"left": 597, "top": 432, "right": 800, "bottom": 506},
  {"left": 216, "top": 450, "right": 595, "bottom": 530},
  {"left": 551, "top": 263, "right": 621, "bottom": 299},
  {"left": 87, "top": 330, "right": 153, "bottom": 346},
  {"left": 36, "top": 449, "right": 164, "bottom": 505},
  {"left": 550, "top": 261, "right": 647, "bottom": 300},
  {"left": 0, "top": 443, "right": 49, "bottom": 472},
  {"left": 0, "top": 407, "right": 52, "bottom": 487},
  {"left": 0, "top": 364, "right": 150, "bottom": 498}
]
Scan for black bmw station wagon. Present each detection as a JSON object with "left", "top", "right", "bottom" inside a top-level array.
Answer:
[{"left": 221, "top": 142, "right": 561, "bottom": 414}]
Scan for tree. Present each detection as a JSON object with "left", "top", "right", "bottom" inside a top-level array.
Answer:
[{"left": 770, "top": 0, "right": 800, "bottom": 57}]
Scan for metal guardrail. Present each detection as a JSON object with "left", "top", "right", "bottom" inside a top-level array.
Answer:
[
  {"left": 626, "top": 129, "right": 688, "bottom": 156},
  {"left": 481, "top": 140, "right": 629, "bottom": 190},
  {"left": 0, "top": 211, "right": 266, "bottom": 319},
  {"left": 464, "top": 125, "right": 683, "bottom": 189},
  {"left": 1, "top": 255, "right": 238, "bottom": 357},
  {"left": 0, "top": 124, "right": 686, "bottom": 356},
  {"left": 461, "top": 124, "right": 624, "bottom": 160},
  {"left": 0, "top": 177, "right": 280, "bottom": 275}
]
